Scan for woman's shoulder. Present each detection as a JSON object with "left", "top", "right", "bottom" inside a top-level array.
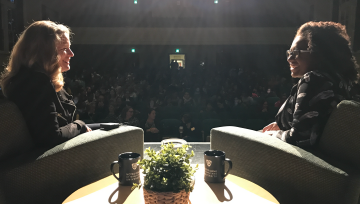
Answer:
[
  {"left": 302, "top": 70, "right": 325, "bottom": 79},
  {"left": 299, "top": 70, "right": 334, "bottom": 85},
  {"left": 7, "top": 67, "right": 54, "bottom": 98},
  {"left": 12, "top": 67, "right": 51, "bottom": 86}
]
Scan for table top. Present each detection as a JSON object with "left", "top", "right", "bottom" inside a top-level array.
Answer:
[{"left": 63, "top": 164, "right": 279, "bottom": 204}]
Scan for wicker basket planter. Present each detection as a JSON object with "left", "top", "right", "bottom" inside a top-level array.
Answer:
[
  {"left": 143, "top": 188, "right": 190, "bottom": 204},
  {"left": 134, "top": 143, "right": 198, "bottom": 204}
]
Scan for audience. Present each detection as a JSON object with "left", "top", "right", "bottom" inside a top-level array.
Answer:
[{"left": 67, "top": 68, "right": 290, "bottom": 130}]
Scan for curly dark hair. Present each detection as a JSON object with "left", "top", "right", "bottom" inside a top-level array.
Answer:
[{"left": 296, "top": 21, "right": 360, "bottom": 83}]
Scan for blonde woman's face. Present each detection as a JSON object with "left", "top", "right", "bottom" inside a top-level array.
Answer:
[{"left": 57, "top": 35, "right": 74, "bottom": 73}]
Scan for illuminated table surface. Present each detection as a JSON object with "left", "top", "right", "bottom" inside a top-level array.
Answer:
[{"left": 63, "top": 164, "right": 279, "bottom": 204}]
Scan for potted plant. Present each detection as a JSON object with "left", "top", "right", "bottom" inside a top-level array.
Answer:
[{"left": 132, "top": 143, "right": 198, "bottom": 204}]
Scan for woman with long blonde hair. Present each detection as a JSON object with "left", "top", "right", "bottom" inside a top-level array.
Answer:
[{"left": 0, "top": 20, "right": 91, "bottom": 148}]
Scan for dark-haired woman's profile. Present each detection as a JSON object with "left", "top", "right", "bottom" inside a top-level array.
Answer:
[
  {"left": 263, "top": 21, "right": 360, "bottom": 149},
  {"left": 1, "top": 20, "right": 91, "bottom": 148}
]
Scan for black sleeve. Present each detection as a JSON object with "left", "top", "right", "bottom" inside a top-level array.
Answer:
[
  {"left": 275, "top": 72, "right": 336, "bottom": 147},
  {"left": 140, "top": 119, "right": 148, "bottom": 132},
  {"left": 21, "top": 76, "right": 87, "bottom": 147}
]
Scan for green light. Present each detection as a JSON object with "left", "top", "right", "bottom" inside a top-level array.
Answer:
[
  {"left": 131, "top": 49, "right": 135, "bottom": 53},
  {"left": 214, "top": 0, "right": 218, "bottom": 3},
  {"left": 134, "top": 0, "right": 137, "bottom": 4},
  {"left": 176, "top": 49, "right": 180, "bottom": 53}
]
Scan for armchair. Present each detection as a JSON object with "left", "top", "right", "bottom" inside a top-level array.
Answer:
[
  {"left": 210, "top": 100, "right": 360, "bottom": 204},
  {"left": 0, "top": 99, "right": 144, "bottom": 204}
]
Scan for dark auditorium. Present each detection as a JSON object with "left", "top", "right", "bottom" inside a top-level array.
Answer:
[{"left": 1, "top": 0, "right": 360, "bottom": 204}]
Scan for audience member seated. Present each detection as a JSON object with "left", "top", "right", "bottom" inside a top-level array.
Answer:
[
  {"left": 274, "top": 93, "right": 287, "bottom": 108},
  {"left": 252, "top": 88, "right": 259, "bottom": 98},
  {"left": 180, "top": 91, "right": 195, "bottom": 106},
  {"left": 118, "top": 106, "right": 140, "bottom": 127},
  {"left": 109, "top": 89, "right": 116, "bottom": 101},
  {"left": 80, "top": 102, "right": 97, "bottom": 123},
  {"left": 114, "top": 96, "right": 125, "bottom": 116},
  {"left": 166, "top": 92, "right": 181, "bottom": 107},
  {"left": 149, "top": 96, "right": 157, "bottom": 109},
  {"left": 241, "top": 91, "right": 255, "bottom": 106},
  {"left": 180, "top": 113, "right": 202, "bottom": 142},
  {"left": 94, "top": 100, "right": 107, "bottom": 122},
  {"left": 142, "top": 108, "right": 160, "bottom": 142},
  {"left": 102, "top": 103, "right": 118, "bottom": 123},
  {"left": 122, "top": 91, "right": 133, "bottom": 104},
  {"left": 84, "top": 92, "right": 95, "bottom": 106},
  {"left": 261, "top": 101, "right": 268, "bottom": 113},
  {"left": 216, "top": 98, "right": 230, "bottom": 113}
]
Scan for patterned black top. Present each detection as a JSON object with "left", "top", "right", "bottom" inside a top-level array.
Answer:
[{"left": 275, "top": 70, "right": 352, "bottom": 148}]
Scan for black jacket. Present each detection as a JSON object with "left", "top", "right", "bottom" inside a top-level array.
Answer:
[{"left": 7, "top": 65, "right": 87, "bottom": 148}]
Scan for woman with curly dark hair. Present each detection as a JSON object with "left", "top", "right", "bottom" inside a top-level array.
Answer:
[{"left": 263, "top": 21, "right": 360, "bottom": 148}]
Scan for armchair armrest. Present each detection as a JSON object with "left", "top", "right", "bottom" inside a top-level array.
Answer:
[
  {"left": 38, "top": 125, "right": 144, "bottom": 159},
  {"left": 210, "top": 126, "right": 360, "bottom": 204}
]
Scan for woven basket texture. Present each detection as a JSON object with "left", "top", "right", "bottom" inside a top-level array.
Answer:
[{"left": 143, "top": 188, "right": 190, "bottom": 204}]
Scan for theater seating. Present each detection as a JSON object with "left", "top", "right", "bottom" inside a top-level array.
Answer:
[
  {"left": 0, "top": 99, "right": 144, "bottom": 204},
  {"left": 160, "top": 118, "right": 181, "bottom": 139},
  {"left": 202, "top": 119, "right": 222, "bottom": 141},
  {"left": 210, "top": 100, "right": 360, "bottom": 204}
]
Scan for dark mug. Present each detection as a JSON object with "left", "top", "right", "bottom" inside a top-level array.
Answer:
[
  {"left": 110, "top": 152, "right": 141, "bottom": 186},
  {"left": 204, "top": 150, "right": 232, "bottom": 183}
]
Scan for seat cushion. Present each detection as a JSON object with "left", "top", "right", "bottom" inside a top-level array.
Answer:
[
  {"left": 0, "top": 99, "right": 34, "bottom": 161},
  {"left": 319, "top": 100, "right": 360, "bottom": 170}
]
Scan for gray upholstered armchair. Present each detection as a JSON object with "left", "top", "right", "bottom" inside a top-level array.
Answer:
[
  {"left": 0, "top": 99, "right": 144, "bottom": 204},
  {"left": 211, "top": 100, "right": 360, "bottom": 204}
]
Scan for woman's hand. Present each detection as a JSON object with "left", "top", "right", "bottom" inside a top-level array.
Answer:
[
  {"left": 86, "top": 125, "right": 92, "bottom": 132},
  {"left": 262, "top": 122, "right": 280, "bottom": 133},
  {"left": 148, "top": 128, "right": 159, "bottom": 133},
  {"left": 150, "top": 128, "right": 159, "bottom": 133},
  {"left": 263, "top": 130, "right": 279, "bottom": 136}
]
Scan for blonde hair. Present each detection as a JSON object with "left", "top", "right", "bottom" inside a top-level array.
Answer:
[{"left": 0, "top": 20, "right": 72, "bottom": 97}]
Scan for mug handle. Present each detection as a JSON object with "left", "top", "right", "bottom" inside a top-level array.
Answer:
[
  {"left": 223, "top": 158, "right": 233, "bottom": 179},
  {"left": 110, "top": 161, "right": 120, "bottom": 181}
]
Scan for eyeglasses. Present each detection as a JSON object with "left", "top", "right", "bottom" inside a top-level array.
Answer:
[{"left": 286, "top": 50, "right": 311, "bottom": 59}]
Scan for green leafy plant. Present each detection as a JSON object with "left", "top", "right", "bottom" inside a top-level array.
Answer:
[{"left": 132, "top": 143, "right": 198, "bottom": 193}]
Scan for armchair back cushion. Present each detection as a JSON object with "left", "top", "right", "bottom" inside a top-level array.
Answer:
[
  {"left": 0, "top": 99, "right": 34, "bottom": 161},
  {"left": 319, "top": 100, "right": 360, "bottom": 170}
]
